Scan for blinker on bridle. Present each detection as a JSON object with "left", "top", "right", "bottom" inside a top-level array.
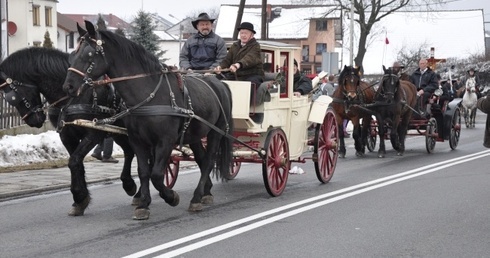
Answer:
[{"left": 0, "top": 74, "right": 44, "bottom": 121}]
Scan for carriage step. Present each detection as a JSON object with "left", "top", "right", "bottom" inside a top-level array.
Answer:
[{"left": 250, "top": 113, "right": 264, "bottom": 124}]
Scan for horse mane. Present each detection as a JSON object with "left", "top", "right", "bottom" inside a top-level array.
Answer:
[
  {"left": 338, "top": 65, "right": 360, "bottom": 87},
  {"left": 98, "top": 30, "right": 164, "bottom": 73},
  {"left": 0, "top": 47, "right": 69, "bottom": 83}
]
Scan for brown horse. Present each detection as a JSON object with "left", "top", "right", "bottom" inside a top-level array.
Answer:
[
  {"left": 372, "top": 66, "right": 418, "bottom": 157},
  {"left": 331, "top": 65, "right": 376, "bottom": 158}
]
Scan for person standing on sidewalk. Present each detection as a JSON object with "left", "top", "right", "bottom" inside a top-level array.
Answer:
[{"left": 91, "top": 136, "right": 119, "bottom": 163}]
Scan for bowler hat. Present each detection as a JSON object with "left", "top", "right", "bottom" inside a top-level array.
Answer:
[
  {"left": 236, "top": 22, "right": 256, "bottom": 34},
  {"left": 191, "top": 13, "right": 215, "bottom": 30}
]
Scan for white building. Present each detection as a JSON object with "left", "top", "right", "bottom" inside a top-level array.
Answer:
[{"left": 6, "top": 0, "right": 58, "bottom": 54}]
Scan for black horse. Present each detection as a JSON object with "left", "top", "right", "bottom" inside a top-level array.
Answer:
[
  {"left": 372, "top": 65, "right": 417, "bottom": 157},
  {"left": 63, "top": 21, "right": 234, "bottom": 220},
  {"left": 0, "top": 47, "right": 139, "bottom": 216},
  {"left": 330, "top": 65, "right": 375, "bottom": 158}
]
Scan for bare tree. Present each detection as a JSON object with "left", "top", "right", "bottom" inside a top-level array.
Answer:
[{"left": 293, "top": 0, "right": 450, "bottom": 71}]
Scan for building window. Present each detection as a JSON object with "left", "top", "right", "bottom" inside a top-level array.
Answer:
[
  {"left": 302, "top": 45, "right": 309, "bottom": 62},
  {"left": 45, "top": 7, "right": 52, "bottom": 26},
  {"left": 32, "top": 5, "right": 40, "bottom": 26},
  {"left": 316, "top": 43, "right": 327, "bottom": 55},
  {"left": 68, "top": 32, "right": 74, "bottom": 48},
  {"left": 316, "top": 19, "right": 327, "bottom": 31}
]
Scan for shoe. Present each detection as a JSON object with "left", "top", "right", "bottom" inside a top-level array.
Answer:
[
  {"left": 91, "top": 153, "right": 102, "bottom": 160},
  {"left": 101, "top": 157, "right": 119, "bottom": 163}
]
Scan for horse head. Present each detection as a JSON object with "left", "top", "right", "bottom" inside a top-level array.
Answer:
[
  {"left": 338, "top": 65, "right": 362, "bottom": 100},
  {"left": 0, "top": 71, "right": 46, "bottom": 128},
  {"left": 63, "top": 21, "right": 110, "bottom": 97},
  {"left": 466, "top": 77, "right": 476, "bottom": 93},
  {"left": 379, "top": 65, "right": 399, "bottom": 104}
]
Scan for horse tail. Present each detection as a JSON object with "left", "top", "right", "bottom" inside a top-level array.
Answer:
[{"left": 214, "top": 82, "right": 235, "bottom": 180}]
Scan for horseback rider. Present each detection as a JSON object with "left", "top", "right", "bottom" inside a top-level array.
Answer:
[{"left": 462, "top": 68, "right": 482, "bottom": 98}]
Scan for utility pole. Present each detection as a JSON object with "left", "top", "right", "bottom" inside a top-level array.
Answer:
[{"left": 349, "top": 0, "right": 354, "bottom": 66}]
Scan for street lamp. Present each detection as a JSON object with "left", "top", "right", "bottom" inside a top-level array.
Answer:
[{"left": 169, "top": 14, "right": 183, "bottom": 56}]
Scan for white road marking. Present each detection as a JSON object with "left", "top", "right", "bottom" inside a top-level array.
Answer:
[{"left": 123, "top": 150, "right": 490, "bottom": 258}]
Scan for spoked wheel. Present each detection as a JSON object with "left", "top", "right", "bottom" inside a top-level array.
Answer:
[
  {"left": 164, "top": 159, "right": 179, "bottom": 188},
  {"left": 262, "top": 128, "right": 290, "bottom": 197},
  {"left": 314, "top": 109, "right": 338, "bottom": 183},
  {"left": 449, "top": 107, "right": 461, "bottom": 150},
  {"left": 425, "top": 118, "right": 438, "bottom": 153},
  {"left": 224, "top": 161, "right": 241, "bottom": 180}
]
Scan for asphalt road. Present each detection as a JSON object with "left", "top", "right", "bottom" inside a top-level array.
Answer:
[{"left": 0, "top": 112, "right": 489, "bottom": 258}]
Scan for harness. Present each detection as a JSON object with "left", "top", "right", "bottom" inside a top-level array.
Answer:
[{"left": 67, "top": 33, "right": 233, "bottom": 147}]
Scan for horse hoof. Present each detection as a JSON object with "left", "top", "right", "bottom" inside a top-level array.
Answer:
[
  {"left": 124, "top": 184, "right": 137, "bottom": 196},
  {"left": 356, "top": 152, "right": 364, "bottom": 157},
  {"left": 163, "top": 191, "right": 180, "bottom": 207},
  {"left": 339, "top": 153, "right": 346, "bottom": 159},
  {"left": 131, "top": 197, "right": 141, "bottom": 206},
  {"left": 397, "top": 152, "right": 404, "bottom": 156},
  {"left": 378, "top": 153, "right": 385, "bottom": 158},
  {"left": 201, "top": 195, "right": 214, "bottom": 205},
  {"left": 68, "top": 196, "right": 91, "bottom": 216},
  {"left": 188, "top": 202, "right": 203, "bottom": 212},
  {"left": 133, "top": 208, "right": 150, "bottom": 220}
]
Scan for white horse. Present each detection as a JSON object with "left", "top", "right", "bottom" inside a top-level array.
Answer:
[{"left": 461, "top": 77, "right": 478, "bottom": 128}]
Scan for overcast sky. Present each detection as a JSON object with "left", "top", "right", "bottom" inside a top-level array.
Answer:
[{"left": 57, "top": 0, "right": 490, "bottom": 24}]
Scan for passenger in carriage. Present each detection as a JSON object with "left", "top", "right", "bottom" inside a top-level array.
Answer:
[
  {"left": 292, "top": 59, "right": 313, "bottom": 97},
  {"left": 409, "top": 58, "right": 438, "bottom": 115},
  {"left": 179, "top": 13, "right": 227, "bottom": 72},
  {"left": 214, "top": 22, "right": 264, "bottom": 104},
  {"left": 436, "top": 74, "right": 453, "bottom": 107},
  {"left": 392, "top": 61, "right": 410, "bottom": 81}
]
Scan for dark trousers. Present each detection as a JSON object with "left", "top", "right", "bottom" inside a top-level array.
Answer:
[{"left": 93, "top": 137, "right": 114, "bottom": 159}]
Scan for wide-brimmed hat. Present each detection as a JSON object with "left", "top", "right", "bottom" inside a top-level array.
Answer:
[
  {"left": 191, "top": 13, "right": 215, "bottom": 29},
  {"left": 467, "top": 67, "right": 477, "bottom": 73},
  {"left": 236, "top": 22, "right": 256, "bottom": 34}
]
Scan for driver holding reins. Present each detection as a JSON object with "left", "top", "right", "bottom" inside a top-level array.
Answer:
[{"left": 409, "top": 58, "right": 438, "bottom": 115}]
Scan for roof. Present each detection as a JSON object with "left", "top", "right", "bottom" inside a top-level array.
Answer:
[
  {"left": 63, "top": 13, "right": 131, "bottom": 31},
  {"left": 57, "top": 12, "right": 78, "bottom": 32},
  {"left": 216, "top": 4, "right": 340, "bottom": 39}
]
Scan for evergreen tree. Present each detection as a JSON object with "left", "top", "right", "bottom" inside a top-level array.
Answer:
[
  {"left": 42, "top": 30, "right": 54, "bottom": 48},
  {"left": 130, "top": 10, "right": 165, "bottom": 61},
  {"left": 96, "top": 14, "right": 107, "bottom": 30}
]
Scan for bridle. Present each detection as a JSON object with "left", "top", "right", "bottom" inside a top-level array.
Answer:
[
  {"left": 0, "top": 74, "right": 45, "bottom": 121},
  {"left": 379, "top": 73, "right": 399, "bottom": 100}
]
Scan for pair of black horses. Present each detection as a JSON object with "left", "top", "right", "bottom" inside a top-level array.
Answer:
[{"left": 1, "top": 20, "right": 234, "bottom": 220}]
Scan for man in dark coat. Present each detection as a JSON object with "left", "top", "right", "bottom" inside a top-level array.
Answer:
[
  {"left": 409, "top": 58, "right": 438, "bottom": 114},
  {"left": 179, "top": 13, "right": 227, "bottom": 71},
  {"left": 215, "top": 22, "right": 264, "bottom": 104},
  {"left": 477, "top": 94, "right": 490, "bottom": 148},
  {"left": 292, "top": 59, "right": 313, "bottom": 97}
]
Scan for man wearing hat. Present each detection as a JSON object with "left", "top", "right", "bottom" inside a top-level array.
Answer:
[
  {"left": 179, "top": 13, "right": 226, "bottom": 71},
  {"left": 215, "top": 22, "right": 264, "bottom": 104},
  {"left": 462, "top": 67, "right": 482, "bottom": 98}
]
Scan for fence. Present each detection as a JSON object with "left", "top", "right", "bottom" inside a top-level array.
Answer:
[{"left": 0, "top": 96, "right": 24, "bottom": 130}]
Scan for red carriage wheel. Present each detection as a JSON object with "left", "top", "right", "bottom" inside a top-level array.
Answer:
[
  {"left": 224, "top": 161, "right": 241, "bottom": 180},
  {"left": 164, "top": 159, "right": 179, "bottom": 189},
  {"left": 314, "top": 109, "right": 338, "bottom": 183},
  {"left": 262, "top": 128, "right": 289, "bottom": 197},
  {"left": 425, "top": 117, "right": 437, "bottom": 153},
  {"left": 449, "top": 107, "right": 461, "bottom": 150}
]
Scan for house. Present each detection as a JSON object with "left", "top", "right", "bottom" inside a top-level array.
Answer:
[
  {"left": 215, "top": 4, "right": 342, "bottom": 75},
  {"left": 5, "top": 0, "right": 58, "bottom": 55}
]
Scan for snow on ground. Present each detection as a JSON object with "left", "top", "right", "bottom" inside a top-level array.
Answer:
[{"left": 0, "top": 131, "right": 123, "bottom": 168}]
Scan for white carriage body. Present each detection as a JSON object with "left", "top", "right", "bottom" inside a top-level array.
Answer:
[{"left": 226, "top": 41, "right": 330, "bottom": 159}]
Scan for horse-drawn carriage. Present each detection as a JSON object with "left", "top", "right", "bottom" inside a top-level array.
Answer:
[
  {"left": 57, "top": 21, "right": 340, "bottom": 219},
  {"left": 366, "top": 66, "right": 462, "bottom": 155}
]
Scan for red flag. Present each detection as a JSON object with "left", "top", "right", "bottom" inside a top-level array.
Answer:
[{"left": 385, "top": 37, "right": 390, "bottom": 44}]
